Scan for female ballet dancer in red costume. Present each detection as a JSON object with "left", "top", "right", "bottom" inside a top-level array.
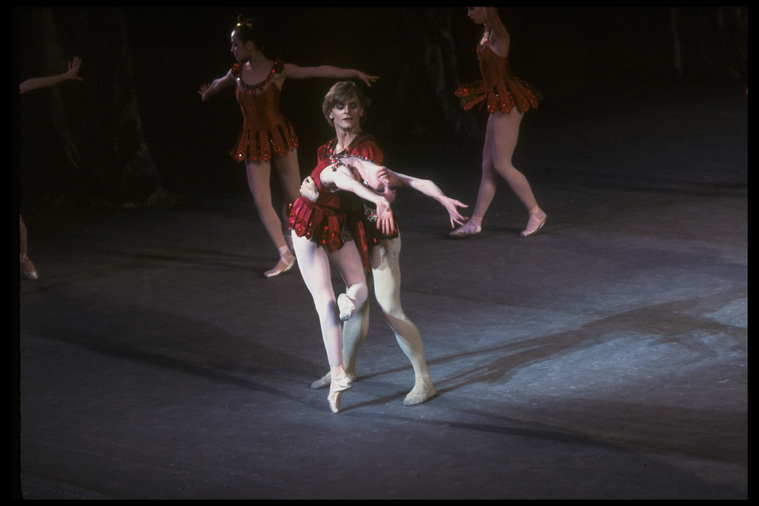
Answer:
[
  {"left": 304, "top": 82, "right": 468, "bottom": 406},
  {"left": 290, "top": 82, "right": 468, "bottom": 412},
  {"left": 199, "top": 15, "right": 378, "bottom": 277},
  {"left": 18, "top": 56, "right": 83, "bottom": 280},
  {"left": 450, "top": 7, "right": 547, "bottom": 238}
]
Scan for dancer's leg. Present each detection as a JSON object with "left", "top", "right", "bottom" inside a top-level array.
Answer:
[
  {"left": 489, "top": 110, "right": 547, "bottom": 235},
  {"left": 372, "top": 235, "right": 435, "bottom": 405},
  {"left": 308, "top": 243, "right": 371, "bottom": 390},
  {"left": 19, "top": 215, "right": 38, "bottom": 280},
  {"left": 489, "top": 109, "right": 537, "bottom": 210},
  {"left": 245, "top": 159, "right": 295, "bottom": 275},
  {"left": 293, "top": 232, "right": 366, "bottom": 412},
  {"left": 341, "top": 274, "right": 371, "bottom": 378},
  {"left": 291, "top": 233, "right": 342, "bottom": 367},
  {"left": 450, "top": 123, "right": 498, "bottom": 236},
  {"left": 328, "top": 241, "right": 369, "bottom": 318},
  {"left": 310, "top": 279, "right": 368, "bottom": 389},
  {"left": 272, "top": 149, "right": 301, "bottom": 252}
]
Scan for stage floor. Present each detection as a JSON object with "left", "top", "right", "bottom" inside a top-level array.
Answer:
[{"left": 15, "top": 85, "right": 747, "bottom": 499}]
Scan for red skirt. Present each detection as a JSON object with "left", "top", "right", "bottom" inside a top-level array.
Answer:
[
  {"left": 231, "top": 117, "right": 298, "bottom": 163},
  {"left": 456, "top": 78, "right": 541, "bottom": 115},
  {"left": 289, "top": 197, "right": 398, "bottom": 271}
]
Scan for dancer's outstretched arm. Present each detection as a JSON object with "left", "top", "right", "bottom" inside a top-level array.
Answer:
[
  {"left": 198, "top": 70, "right": 236, "bottom": 101},
  {"left": 389, "top": 170, "right": 469, "bottom": 228},
  {"left": 20, "top": 57, "right": 82, "bottom": 94},
  {"left": 282, "top": 64, "right": 378, "bottom": 88}
]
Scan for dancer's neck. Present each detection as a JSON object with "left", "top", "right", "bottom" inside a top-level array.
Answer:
[
  {"left": 246, "top": 51, "right": 269, "bottom": 70},
  {"left": 334, "top": 127, "right": 362, "bottom": 154}
]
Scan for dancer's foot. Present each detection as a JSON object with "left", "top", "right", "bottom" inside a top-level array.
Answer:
[
  {"left": 521, "top": 211, "right": 547, "bottom": 237},
  {"left": 310, "top": 370, "right": 357, "bottom": 389},
  {"left": 328, "top": 367, "right": 353, "bottom": 414},
  {"left": 19, "top": 254, "right": 38, "bottom": 280},
  {"left": 403, "top": 379, "right": 436, "bottom": 406},
  {"left": 263, "top": 252, "right": 296, "bottom": 278},
  {"left": 449, "top": 220, "right": 481, "bottom": 238},
  {"left": 337, "top": 293, "right": 357, "bottom": 321}
]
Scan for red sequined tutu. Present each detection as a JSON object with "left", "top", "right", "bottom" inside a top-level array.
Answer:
[{"left": 456, "top": 43, "right": 540, "bottom": 115}]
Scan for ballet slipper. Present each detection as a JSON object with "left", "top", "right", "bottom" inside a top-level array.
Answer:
[
  {"left": 264, "top": 252, "right": 296, "bottom": 278},
  {"left": 20, "top": 254, "right": 38, "bottom": 280},
  {"left": 520, "top": 211, "right": 547, "bottom": 237},
  {"left": 310, "top": 370, "right": 357, "bottom": 389},
  {"left": 337, "top": 293, "right": 357, "bottom": 321},
  {"left": 449, "top": 221, "right": 481, "bottom": 238},
  {"left": 403, "top": 379, "right": 437, "bottom": 406},
  {"left": 328, "top": 367, "right": 353, "bottom": 414}
]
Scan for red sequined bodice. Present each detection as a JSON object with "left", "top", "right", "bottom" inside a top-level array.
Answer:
[{"left": 234, "top": 60, "right": 286, "bottom": 131}]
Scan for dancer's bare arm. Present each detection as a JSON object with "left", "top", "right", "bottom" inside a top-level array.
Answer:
[
  {"left": 282, "top": 63, "right": 378, "bottom": 88},
  {"left": 198, "top": 70, "right": 236, "bottom": 101},
  {"left": 484, "top": 7, "right": 510, "bottom": 57},
  {"left": 390, "top": 170, "right": 468, "bottom": 228},
  {"left": 20, "top": 57, "right": 82, "bottom": 94},
  {"left": 320, "top": 164, "right": 395, "bottom": 235}
]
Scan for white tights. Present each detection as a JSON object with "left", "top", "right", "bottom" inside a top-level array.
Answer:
[
  {"left": 291, "top": 231, "right": 368, "bottom": 368},
  {"left": 342, "top": 233, "right": 433, "bottom": 386}
]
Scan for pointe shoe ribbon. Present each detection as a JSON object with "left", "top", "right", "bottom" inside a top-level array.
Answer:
[
  {"left": 521, "top": 212, "right": 547, "bottom": 237},
  {"left": 263, "top": 254, "right": 296, "bottom": 278}
]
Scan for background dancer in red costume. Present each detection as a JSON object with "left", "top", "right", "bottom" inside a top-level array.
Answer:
[
  {"left": 450, "top": 7, "right": 547, "bottom": 238},
  {"left": 304, "top": 82, "right": 467, "bottom": 406},
  {"left": 199, "top": 15, "right": 378, "bottom": 277},
  {"left": 293, "top": 82, "right": 467, "bottom": 411}
]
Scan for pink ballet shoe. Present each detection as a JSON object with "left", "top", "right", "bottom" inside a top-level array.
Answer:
[
  {"left": 20, "top": 254, "right": 38, "bottom": 280},
  {"left": 328, "top": 368, "right": 353, "bottom": 413},
  {"left": 449, "top": 221, "right": 481, "bottom": 238},
  {"left": 521, "top": 211, "right": 547, "bottom": 237},
  {"left": 263, "top": 253, "right": 296, "bottom": 278}
]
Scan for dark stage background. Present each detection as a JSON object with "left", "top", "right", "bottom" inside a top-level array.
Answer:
[{"left": 15, "top": 7, "right": 747, "bottom": 206}]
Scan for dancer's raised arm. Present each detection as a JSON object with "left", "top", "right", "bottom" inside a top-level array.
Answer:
[{"left": 483, "top": 7, "right": 510, "bottom": 57}]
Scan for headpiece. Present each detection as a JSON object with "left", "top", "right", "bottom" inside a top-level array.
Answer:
[{"left": 236, "top": 15, "right": 252, "bottom": 28}]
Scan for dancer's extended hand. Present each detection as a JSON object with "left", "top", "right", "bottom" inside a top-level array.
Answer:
[
  {"left": 66, "top": 57, "right": 83, "bottom": 81},
  {"left": 198, "top": 83, "right": 212, "bottom": 101},
  {"left": 375, "top": 198, "right": 395, "bottom": 235},
  {"left": 439, "top": 196, "right": 469, "bottom": 228},
  {"left": 355, "top": 71, "right": 379, "bottom": 88}
]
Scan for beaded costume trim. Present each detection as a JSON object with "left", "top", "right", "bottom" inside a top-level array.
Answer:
[{"left": 232, "top": 59, "right": 284, "bottom": 95}]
